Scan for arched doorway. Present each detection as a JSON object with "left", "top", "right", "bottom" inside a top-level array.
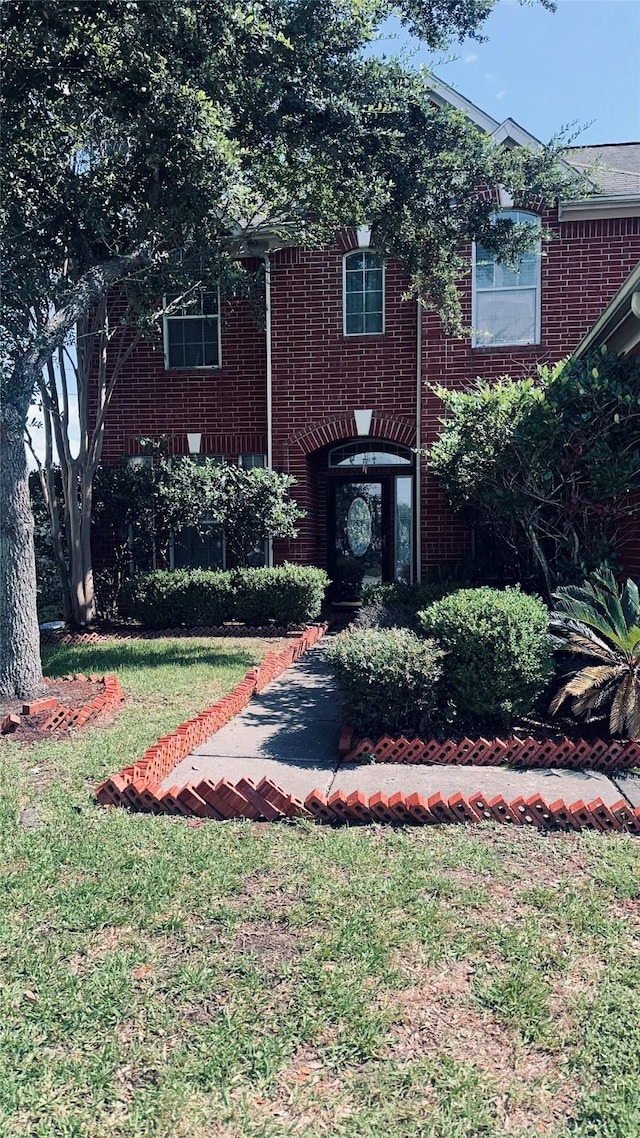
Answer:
[{"left": 327, "top": 439, "right": 414, "bottom": 594}]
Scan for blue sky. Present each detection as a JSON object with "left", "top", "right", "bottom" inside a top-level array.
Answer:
[{"left": 379, "top": 0, "right": 640, "bottom": 146}]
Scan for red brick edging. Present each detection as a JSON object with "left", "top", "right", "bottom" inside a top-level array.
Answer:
[
  {"left": 338, "top": 727, "right": 640, "bottom": 773},
  {"left": 304, "top": 786, "right": 640, "bottom": 833},
  {"left": 95, "top": 624, "right": 327, "bottom": 810},
  {"left": 95, "top": 628, "right": 640, "bottom": 834},
  {"left": 41, "top": 625, "right": 297, "bottom": 646},
  {"left": 44, "top": 674, "right": 124, "bottom": 731},
  {"left": 1, "top": 674, "right": 124, "bottom": 735}
]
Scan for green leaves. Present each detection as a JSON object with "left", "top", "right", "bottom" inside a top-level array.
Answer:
[
  {"left": 550, "top": 571, "right": 640, "bottom": 737},
  {"left": 1, "top": 0, "right": 580, "bottom": 372},
  {"left": 429, "top": 351, "right": 640, "bottom": 590}
]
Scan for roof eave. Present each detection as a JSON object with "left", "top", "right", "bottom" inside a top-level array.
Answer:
[
  {"left": 559, "top": 193, "right": 640, "bottom": 220},
  {"left": 573, "top": 262, "right": 640, "bottom": 358}
]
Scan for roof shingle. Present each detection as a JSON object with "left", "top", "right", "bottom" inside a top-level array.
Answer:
[{"left": 564, "top": 142, "right": 640, "bottom": 195}]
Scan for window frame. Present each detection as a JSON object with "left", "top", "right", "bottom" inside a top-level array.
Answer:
[
  {"left": 342, "top": 250, "right": 386, "bottom": 337},
  {"left": 163, "top": 288, "right": 222, "bottom": 370},
  {"left": 471, "top": 211, "right": 542, "bottom": 349}
]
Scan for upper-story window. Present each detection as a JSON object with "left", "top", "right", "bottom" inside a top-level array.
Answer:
[
  {"left": 343, "top": 251, "right": 385, "bottom": 335},
  {"left": 163, "top": 290, "right": 221, "bottom": 369},
  {"left": 472, "top": 211, "right": 541, "bottom": 348}
]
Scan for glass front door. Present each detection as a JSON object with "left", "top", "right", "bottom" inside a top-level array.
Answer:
[
  {"left": 331, "top": 474, "right": 413, "bottom": 596},
  {"left": 333, "top": 480, "right": 383, "bottom": 597}
]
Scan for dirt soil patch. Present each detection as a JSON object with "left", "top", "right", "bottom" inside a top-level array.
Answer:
[{"left": 0, "top": 678, "right": 110, "bottom": 744}]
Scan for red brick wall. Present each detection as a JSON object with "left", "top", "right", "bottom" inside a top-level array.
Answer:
[
  {"left": 98, "top": 211, "right": 640, "bottom": 577},
  {"left": 420, "top": 209, "right": 640, "bottom": 570},
  {"left": 270, "top": 233, "right": 419, "bottom": 568},
  {"left": 100, "top": 286, "right": 268, "bottom": 465}
]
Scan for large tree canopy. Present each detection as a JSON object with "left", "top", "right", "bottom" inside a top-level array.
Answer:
[{"left": 0, "top": 0, "right": 579, "bottom": 696}]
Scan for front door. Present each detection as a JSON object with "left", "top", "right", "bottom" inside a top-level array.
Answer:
[
  {"left": 333, "top": 479, "right": 384, "bottom": 596},
  {"left": 330, "top": 474, "right": 413, "bottom": 596}
]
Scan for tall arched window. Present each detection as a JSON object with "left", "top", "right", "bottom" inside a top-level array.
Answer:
[
  {"left": 472, "top": 211, "right": 541, "bottom": 347},
  {"left": 343, "top": 251, "right": 385, "bottom": 335}
]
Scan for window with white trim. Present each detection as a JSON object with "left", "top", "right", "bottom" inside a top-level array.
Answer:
[
  {"left": 343, "top": 251, "right": 385, "bottom": 335},
  {"left": 472, "top": 211, "right": 541, "bottom": 348},
  {"left": 163, "top": 290, "right": 221, "bottom": 368},
  {"left": 239, "top": 453, "right": 266, "bottom": 469}
]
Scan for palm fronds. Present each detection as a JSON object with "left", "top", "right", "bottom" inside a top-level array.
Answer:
[{"left": 550, "top": 571, "right": 640, "bottom": 738}]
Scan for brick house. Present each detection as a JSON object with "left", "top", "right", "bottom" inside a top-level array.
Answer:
[{"left": 99, "top": 77, "right": 640, "bottom": 587}]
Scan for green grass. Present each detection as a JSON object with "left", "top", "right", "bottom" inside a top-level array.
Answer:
[{"left": 0, "top": 638, "right": 639, "bottom": 1137}]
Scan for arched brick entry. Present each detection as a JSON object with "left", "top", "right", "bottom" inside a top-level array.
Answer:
[
  {"left": 275, "top": 417, "right": 417, "bottom": 579},
  {"left": 290, "top": 415, "right": 415, "bottom": 457}
]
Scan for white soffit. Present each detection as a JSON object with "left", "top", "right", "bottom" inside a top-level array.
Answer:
[{"left": 423, "top": 73, "right": 500, "bottom": 134}]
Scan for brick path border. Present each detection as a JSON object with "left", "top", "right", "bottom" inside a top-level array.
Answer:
[
  {"left": 96, "top": 624, "right": 327, "bottom": 812},
  {"left": 94, "top": 620, "right": 640, "bottom": 834},
  {"left": 338, "top": 727, "right": 640, "bottom": 774}
]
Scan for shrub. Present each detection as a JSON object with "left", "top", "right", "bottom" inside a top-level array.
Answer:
[
  {"left": 357, "top": 576, "right": 469, "bottom": 631},
  {"left": 549, "top": 569, "right": 640, "bottom": 737},
  {"left": 232, "top": 564, "right": 329, "bottom": 626},
  {"left": 124, "top": 564, "right": 328, "bottom": 629},
  {"left": 124, "top": 570, "right": 235, "bottom": 629},
  {"left": 418, "top": 586, "right": 553, "bottom": 731},
  {"left": 326, "top": 627, "right": 443, "bottom": 736}
]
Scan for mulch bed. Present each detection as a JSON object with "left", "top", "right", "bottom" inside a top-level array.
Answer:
[
  {"left": 39, "top": 624, "right": 302, "bottom": 645},
  {"left": 1, "top": 675, "right": 124, "bottom": 743}
]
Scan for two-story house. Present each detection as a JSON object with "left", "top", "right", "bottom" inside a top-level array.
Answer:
[{"left": 98, "top": 77, "right": 640, "bottom": 586}]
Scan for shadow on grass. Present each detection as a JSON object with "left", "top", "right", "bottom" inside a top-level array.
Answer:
[{"left": 41, "top": 641, "right": 260, "bottom": 676}]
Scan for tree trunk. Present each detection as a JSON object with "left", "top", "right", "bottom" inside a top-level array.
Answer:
[
  {"left": 65, "top": 465, "right": 97, "bottom": 626},
  {"left": 0, "top": 394, "right": 43, "bottom": 700}
]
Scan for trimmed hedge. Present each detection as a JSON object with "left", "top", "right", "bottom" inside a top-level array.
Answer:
[
  {"left": 232, "top": 565, "right": 329, "bottom": 627},
  {"left": 125, "top": 564, "right": 329, "bottom": 629},
  {"left": 326, "top": 627, "right": 443, "bottom": 736},
  {"left": 418, "top": 586, "right": 553, "bottom": 731}
]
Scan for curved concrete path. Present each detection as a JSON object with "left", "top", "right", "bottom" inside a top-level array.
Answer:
[{"left": 161, "top": 641, "right": 640, "bottom": 809}]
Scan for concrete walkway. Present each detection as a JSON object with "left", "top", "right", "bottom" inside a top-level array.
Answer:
[{"left": 161, "top": 642, "right": 640, "bottom": 809}]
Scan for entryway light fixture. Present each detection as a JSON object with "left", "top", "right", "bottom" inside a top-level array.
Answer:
[
  {"left": 186, "top": 432, "right": 202, "bottom": 454},
  {"left": 354, "top": 409, "right": 373, "bottom": 436}
]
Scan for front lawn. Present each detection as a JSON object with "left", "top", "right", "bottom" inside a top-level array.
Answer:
[{"left": 0, "top": 638, "right": 638, "bottom": 1137}]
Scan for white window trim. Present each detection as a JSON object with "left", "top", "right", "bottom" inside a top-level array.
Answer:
[
  {"left": 163, "top": 288, "right": 222, "bottom": 370},
  {"left": 343, "top": 250, "right": 386, "bottom": 337},
  {"left": 471, "top": 212, "right": 541, "bottom": 349}
]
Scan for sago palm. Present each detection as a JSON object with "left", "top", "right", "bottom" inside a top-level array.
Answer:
[{"left": 549, "top": 569, "right": 640, "bottom": 738}]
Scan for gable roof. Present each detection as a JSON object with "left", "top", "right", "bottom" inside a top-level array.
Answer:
[
  {"left": 563, "top": 143, "right": 640, "bottom": 195},
  {"left": 424, "top": 73, "right": 544, "bottom": 151},
  {"left": 424, "top": 74, "right": 640, "bottom": 214}
]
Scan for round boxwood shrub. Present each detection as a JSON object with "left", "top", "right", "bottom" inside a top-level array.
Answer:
[
  {"left": 418, "top": 586, "right": 553, "bottom": 731},
  {"left": 326, "top": 627, "right": 443, "bottom": 736}
]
